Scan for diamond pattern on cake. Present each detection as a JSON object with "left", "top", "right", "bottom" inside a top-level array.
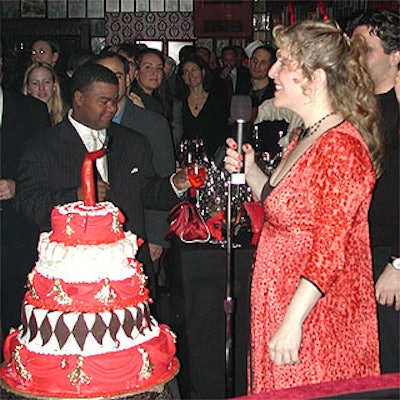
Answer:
[
  {"left": 28, "top": 312, "right": 38, "bottom": 342},
  {"left": 109, "top": 311, "right": 121, "bottom": 342},
  {"left": 92, "top": 314, "right": 107, "bottom": 345},
  {"left": 72, "top": 315, "right": 89, "bottom": 351},
  {"left": 144, "top": 303, "right": 153, "bottom": 331},
  {"left": 21, "top": 307, "right": 28, "bottom": 337},
  {"left": 19, "top": 304, "right": 156, "bottom": 354},
  {"left": 136, "top": 307, "right": 144, "bottom": 333},
  {"left": 39, "top": 315, "right": 52, "bottom": 345},
  {"left": 54, "top": 315, "right": 71, "bottom": 349},
  {"left": 123, "top": 309, "right": 135, "bottom": 338}
]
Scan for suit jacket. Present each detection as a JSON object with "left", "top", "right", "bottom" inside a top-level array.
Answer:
[
  {"left": 1, "top": 88, "right": 51, "bottom": 335},
  {"left": 234, "top": 66, "right": 251, "bottom": 96},
  {"left": 120, "top": 100, "right": 175, "bottom": 248},
  {"left": 16, "top": 117, "right": 180, "bottom": 293}
]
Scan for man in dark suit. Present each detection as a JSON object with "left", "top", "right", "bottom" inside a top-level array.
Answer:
[
  {"left": 248, "top": 45, "right": 288, "bottom": 158},
  {"left": 0, "top": 49, "right": 51, "bottom": 338},
  {"left": 94, "top": 51, "right": 176, "bottom": 285},
  {"left": 15, "top": 63, "right": 189, "bottom": 298}
]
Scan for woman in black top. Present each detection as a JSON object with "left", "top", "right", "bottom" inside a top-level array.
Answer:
[{"left": 178, "top": 55, "right": 229, "bottom": 159}]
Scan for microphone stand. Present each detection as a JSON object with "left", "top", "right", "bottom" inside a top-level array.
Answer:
[
  {"left": 224, "top": 176, "right": 234, "bottom": 398},
  {"left": 225, "top": 165, "right": 245, "bottom": 399},
  {"left": 225, "top": 95, "right": 251, "bottom": 398}
]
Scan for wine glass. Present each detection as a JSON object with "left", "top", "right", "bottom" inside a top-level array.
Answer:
[
  {"left": 185, "top": 139, "right": 207, "bottom": 207},
  {"left": 188, "top": 163, "right": 206, "bottom": 189}
]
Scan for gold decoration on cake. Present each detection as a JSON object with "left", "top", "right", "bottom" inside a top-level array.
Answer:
[
  {"left": 65, "top": 213, "right": 75, "bottom": 236},
  {"left": 138, "top": 347, "right": 154, "bottom": 380},
  {"left": 164, "top": 328, "right": 177, "bottom": 343},
  {"left": 68, "top": 355, "right": 91, "bottom": 386},
  {"left": 50, "top": 279, "right": 72, "bottom": 305},
  {"left": 11, "top": 345, "right": 32, "bottom": 381},
  {"left": 94, "top": 279, "right": 117, "bottom": 304},
  {"left": 137, "top": 265, "right": 147, "bottom": 296},
  {"left": 111, "top": 209, "right": 121, "bottom": 232},
  {"left": 27, "top": 270, "right": 39, "bottom": 299}
]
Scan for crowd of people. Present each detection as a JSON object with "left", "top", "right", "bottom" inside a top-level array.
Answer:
[{"left": 0, "top": 7, "right": 398, "bottom": 399}]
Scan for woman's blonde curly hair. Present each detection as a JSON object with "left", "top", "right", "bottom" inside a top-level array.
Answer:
[{"left": 273, "top": 20, "right": 384, "bottom": 176}]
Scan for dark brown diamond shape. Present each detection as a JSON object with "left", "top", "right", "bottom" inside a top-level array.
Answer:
[
  {"left": 54, "top": 315, "right": 71, "bottom": 349},
  {"left": 20, "top": 306, "right": 28, "bottom": 337},
  {"left": 144, "top": 303, "right": 153, "bottom": 331},
  {"left": 28, "top": 311, "right": 39, "bottom": 342},
  {"left": 109, "top": 311, "right": 121, "bottom": 342},
  {"left": 91, "top": 314, "right": 107, "bottom": 345},
  {"left": 72, "top": 314, "right": 89, "bottom": 351},
  {"left": 122, "top": 309, "right": 134, "bottom": 338},
  {"left": 39, "top": 315, "right": 52, "bottom": 345},
  {"left": 136, "top": 306, "right": 144, "bottom": 333}
]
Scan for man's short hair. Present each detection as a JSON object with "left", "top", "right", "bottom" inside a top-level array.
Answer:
[
  {"left": 94, "top": 50, "right": 130, "bottom": 75},
  {"left": 70, "top": 63, "right": 118, "bottom": 94},
  {"left": 347, "top": 9, "right": 400, "bottom": 54}
]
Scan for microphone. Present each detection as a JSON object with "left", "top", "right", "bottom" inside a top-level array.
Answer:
[{"left": 230, "top": 95, "right": 252, "bottom": 184}]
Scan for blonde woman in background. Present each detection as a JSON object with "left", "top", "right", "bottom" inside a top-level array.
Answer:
[{"left": 22, "top": 62, "right": 66, "bottom": 125}]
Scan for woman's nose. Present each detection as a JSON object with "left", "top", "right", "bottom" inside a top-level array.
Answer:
[{"left": 268, "top": 62, "right": 278, "bottom": 79}]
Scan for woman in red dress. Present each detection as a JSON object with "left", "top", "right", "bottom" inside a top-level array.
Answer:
[{"left": 225, "top": 20, "right": 383, "bottom": 393}]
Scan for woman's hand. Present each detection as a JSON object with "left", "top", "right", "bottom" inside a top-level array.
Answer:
[
  {"left": 269, "top": 319, "right": 302, "bottom": 366},
  {"left": 224, "top": 137, "right": 256, "bottom": 174},
  {"left": 224, "top": 137, "right": 267, "bottom": 201}
]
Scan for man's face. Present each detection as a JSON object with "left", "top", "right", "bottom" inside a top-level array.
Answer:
[
  {"left": 31, "top": 40, "right": 58, "bottom": 66},
  {"left": 96, "top": 56, "right": 129, "bottom": 104},
  {"left": 222, "top": 49, "right": 236, "bottom": 69},
  {"left": 353, "top": 25, "right": 398, "bottom": 94},
  {"left": 250, "top": 48, "right": 272, "bottom": 81},
  {"left": 72, "top": 82, "right": 118, "bottom": 130}
]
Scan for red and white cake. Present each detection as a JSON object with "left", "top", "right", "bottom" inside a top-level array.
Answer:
[{"left": 0, "top": 200, "right": 179, "bottom": 398}]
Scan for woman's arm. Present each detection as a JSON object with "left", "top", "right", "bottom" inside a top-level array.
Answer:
[{"left": 269, "top": 278, "right": 322, "bottom": 365}]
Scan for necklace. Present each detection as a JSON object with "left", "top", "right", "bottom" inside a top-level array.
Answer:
[
  {"left": 190, "top": 92, "right": 207, "bottom": 111},
  {"left": 299, "top": 112, "right": 334, "bottom": 140}
]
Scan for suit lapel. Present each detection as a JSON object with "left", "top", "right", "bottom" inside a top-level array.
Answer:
[
  {"left": 106, "top": 124, "right": 123, "bottom": 184},
  {"left": 59, "top": 118, "right": 88, "bottom": 165}
]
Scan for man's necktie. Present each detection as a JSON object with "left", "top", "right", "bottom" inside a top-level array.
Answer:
[{"left": 90, "top": 130, "right": 108, "bottom": 183}]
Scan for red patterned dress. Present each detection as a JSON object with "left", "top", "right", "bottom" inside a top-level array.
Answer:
[{"left": 250, "top": 122, "right": 380, "bottom": 394}]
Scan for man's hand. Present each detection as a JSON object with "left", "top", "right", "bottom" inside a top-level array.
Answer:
[
  {"left": 0, "top": 179, "right": 16, "bottom": 200},
  {"left": 375, "top": 263, "right": 400, "bottom": 310},
  {"left": 128, "top": 92, "right": 145, "bottom": 109},
  {"left": 394, "top": 69, "right": 400, "bottom": 105},
  {"left": 149, "top": 243, "right": 163, "bottom": 261},
  {"left": 77, "top": 180, "right": 110, "bottom": 202},
  {"left": 220, "top": 65, "right": 232, "bottom": 80},
  {"left": 172, "top": 168, "right": 192, "bottom": 190}
]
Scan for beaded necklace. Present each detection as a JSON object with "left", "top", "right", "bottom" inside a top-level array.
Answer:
[{"left": 299, "top": 112, "right": 334, "bottom": 140}]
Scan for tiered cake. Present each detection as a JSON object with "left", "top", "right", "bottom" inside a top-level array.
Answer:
[{"left": 0, "top": 150, "right": 179, "bottom": 399}]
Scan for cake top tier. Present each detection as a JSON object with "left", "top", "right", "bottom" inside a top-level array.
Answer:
[{"left": 49, "top": 201, "right": 126, "bottom": 245}]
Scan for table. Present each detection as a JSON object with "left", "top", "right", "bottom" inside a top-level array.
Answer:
[{"left": 161, "top": 236, "right": 255, "bottom": 399}]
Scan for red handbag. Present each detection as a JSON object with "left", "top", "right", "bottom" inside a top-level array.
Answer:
[{"left": 166, "top": 201, "right": 211, "bottom": 243}]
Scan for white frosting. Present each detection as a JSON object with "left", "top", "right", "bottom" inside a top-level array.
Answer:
[
  {"left": 36, "top": 231, "right": 138, "bottom": 283},
  {"left": 19, "top": 302, "right": 160, "bottom": 356},
  {"left": 55, "top": 201, "right": 119, "bottom": 216}
]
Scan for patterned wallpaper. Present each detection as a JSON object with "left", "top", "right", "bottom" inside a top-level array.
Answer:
[{"left": 105, "top": 12, "right": 194, "bottom": 45}]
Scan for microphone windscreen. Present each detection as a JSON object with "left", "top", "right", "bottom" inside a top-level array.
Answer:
[{"left": 230, "top": 95, "right": 252, "bottom": 122}]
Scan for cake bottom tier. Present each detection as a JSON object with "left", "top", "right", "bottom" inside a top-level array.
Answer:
[{"left": 0, "top": 326, "right": 179, "bottom": 399}]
